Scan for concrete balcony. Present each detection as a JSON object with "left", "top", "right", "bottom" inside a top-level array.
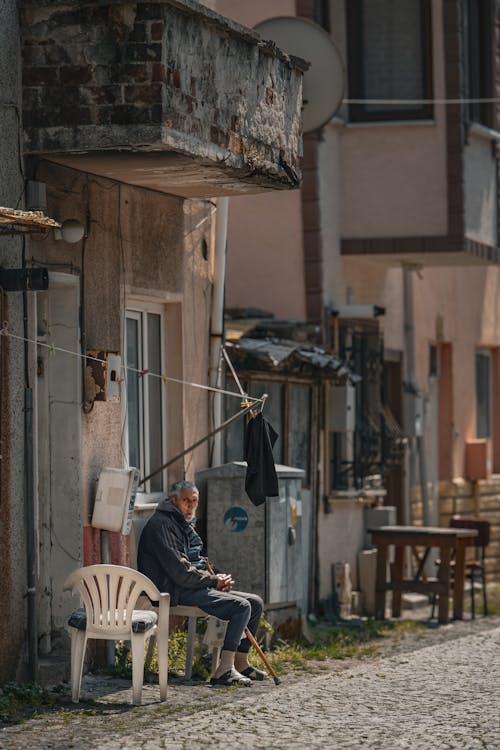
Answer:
[{"left": 20, "top": 0, "right": 304, "bottom": 197}]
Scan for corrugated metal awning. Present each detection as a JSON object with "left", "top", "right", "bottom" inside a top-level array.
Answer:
[
  {"left": 225, "top": 337, "right": 360, "bottom": 381},
  {"left": 0, "top": 206, "right": 61, "bottom": 232}
]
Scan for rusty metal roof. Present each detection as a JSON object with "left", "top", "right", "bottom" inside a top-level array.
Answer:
[
  {"left": 225, "top": 337, "right": 359, "bottom": 381},
  {"left": 0, "top": 206, "right": 61, "bottom": 231}
]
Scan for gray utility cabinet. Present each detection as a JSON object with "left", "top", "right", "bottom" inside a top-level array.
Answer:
[{"left": 196, "top": 462, "right": 308, "bottom": 613}]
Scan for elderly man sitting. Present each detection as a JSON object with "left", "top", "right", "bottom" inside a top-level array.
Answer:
[{"left": 138, "top": 479, "right": 265, "bottom": 686}]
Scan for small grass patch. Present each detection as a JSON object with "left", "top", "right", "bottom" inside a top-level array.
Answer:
[
  {"left": 478, "top": 581, "right": 500, "bottom": 615},
  {"left": 114, "top": 631, "right": 183, "bottom": 679},
  {"left": 0, "top": 683, "right": 68, "bottom": 725},
  {"left": 266, "top": 619, "right": 425, "bottom": 675}
]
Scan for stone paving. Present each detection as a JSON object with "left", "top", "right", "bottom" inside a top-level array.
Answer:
[{"left": 1, "top": 615, "right": 500, "bottom": 750}]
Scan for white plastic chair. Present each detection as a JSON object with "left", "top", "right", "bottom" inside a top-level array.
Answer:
[
  {"left": 130, "top": 517, "right": 223, "bottom": 679},
  {"left": 63, "top": 564, "right": 170, "bottom": 705}
]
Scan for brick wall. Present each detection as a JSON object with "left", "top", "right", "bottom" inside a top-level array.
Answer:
[
  {"left": 20, "top": 0, "right": 303, "bottom": 189},
  {"left": 411, "top": 479, "right": 500, "bottom": 582}
]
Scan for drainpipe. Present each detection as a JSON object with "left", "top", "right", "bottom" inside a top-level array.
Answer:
[
  {"left": 403, "top": 264, "right": 430, "bottom": 527},
  {"left": 22, "top": 238, "right": 38, "bottom": 682},
  {"left": 209, "top": 197, "right": 229, "bottom": 467}
]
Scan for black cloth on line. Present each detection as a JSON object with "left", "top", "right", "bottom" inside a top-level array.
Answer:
[{"left": 243, "top": 412, "right": 279, "bottom": 506}]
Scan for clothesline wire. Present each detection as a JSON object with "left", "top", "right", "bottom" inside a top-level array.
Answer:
[
  {"left": 0, "top": 325, "right": 261, "bottom": 403},
  {"left": 139, "top": 397, "right": 261, "bottom": 485},
  {"left": 222, "top": 345, "right": 245, "bottom": 397},
  {"left": 343, "top": 97, "right": 500, "bottom": 105}
]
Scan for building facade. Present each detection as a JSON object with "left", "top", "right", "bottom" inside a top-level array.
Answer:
[
  {"left": 217, "top": 0, "right": 500, "bottom": 605},
  {"left": 0, "top": 0, "right": 303, "bottom": 684}
]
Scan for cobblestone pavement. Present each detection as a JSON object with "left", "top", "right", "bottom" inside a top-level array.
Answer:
[{"left": 2, "top": 615, "right": 500, "bottom": 750}]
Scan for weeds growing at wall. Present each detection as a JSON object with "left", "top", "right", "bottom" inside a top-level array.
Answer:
[{"left": 0, "top": 683, "right": 66, "bottom": 724}]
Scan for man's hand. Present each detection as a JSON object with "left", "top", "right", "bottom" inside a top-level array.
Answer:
[{"left": 215, "top": 573, "right": 234, "bottom": 592}]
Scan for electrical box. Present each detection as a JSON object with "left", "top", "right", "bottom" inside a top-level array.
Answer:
[
  {"left": 92, "top": 467, "right": 140, "bottom": 535},
  {"left": 364, "top": 505, "right": 397, "bottom": 549},
  {"left": 26, "top": 180, "right": 47, "bottom": 212},
  {"left": 86, "top": 350, "right": 121, "bottom": 402},
  {"left": 403, "top": 392, "right": 423, "bottom": 437},
  {"left": 198, "top": 462, "right": 308, "bottom": 614},
  {"left": 465, "top": 439, "right": 491, "bottom": 480},
  {"left": 329, "top": 384, "right": 356, "bottom": 432}
]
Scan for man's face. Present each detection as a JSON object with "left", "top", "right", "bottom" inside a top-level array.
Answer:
[{"left": 172, "top": 487, "right": 199, "bottom": 521}]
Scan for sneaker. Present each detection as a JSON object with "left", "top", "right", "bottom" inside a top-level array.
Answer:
[
  {"left": 240, "top": 665, "right": 267, "bottom": 681},
  {"left": 209, "top": 668, "right": 252, "bottom": 687}
]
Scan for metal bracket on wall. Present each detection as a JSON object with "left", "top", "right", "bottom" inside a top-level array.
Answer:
[{"left": 0, "top": 267, "right": 49, "bottom": 292}]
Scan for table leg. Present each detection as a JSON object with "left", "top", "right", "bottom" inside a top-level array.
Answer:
[
  {"left": 375, "top": 542, "right": 389, "bottom": 619},
  {"left": 453, "top": 539, "right": 466, "bottom": 620},
  {"left": 437, "top": 545, "right": 451, "bottom": 624},
  {"left": 392, "top": 544, "right": 405, "bottom": 617}
]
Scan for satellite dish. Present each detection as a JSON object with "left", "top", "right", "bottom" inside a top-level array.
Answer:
[{"left": 254, "top": 16, "right": 345, "bottom": 133}]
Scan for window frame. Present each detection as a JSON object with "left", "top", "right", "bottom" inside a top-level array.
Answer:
[
  {"left": 346, "top": 0, "right": 434, "bottom": 123},
  {"left": 223, "top": 373, "right": 314, "bottom": 489},
  {"left": 475, "top": 348, "right": 492, "bottom": 439},
  {"left": 464, "top": 0, "right": 495, "bottom": 129},
  {"left": 124, "top": 301, "right": 168, "bottom": 495}
]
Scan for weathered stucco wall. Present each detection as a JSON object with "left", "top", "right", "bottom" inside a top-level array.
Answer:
[
  {"left": 0, "top": 0, "right": 29, "bottom": 683},
  {"left": 317, "top": 501, "right": 365, "bottom": 600},
  {"left": 224, "top": 190, "right": 306, "bottom": 319},
  {"left": 33, "top": 160, "right": 213, "bottom": 530},
  {"left": 214, "top": 0, "right": 296, "bottom": 28},
  {"left": 20, "top": 0, "right": 303, "bottom": 192},
  {"left": 212, "top": 0, "right": 305, "bottom": 319}
]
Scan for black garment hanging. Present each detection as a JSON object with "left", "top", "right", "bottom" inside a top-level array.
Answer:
[{"left": 243, "top": 411, "right": 279, "bottom": 506}]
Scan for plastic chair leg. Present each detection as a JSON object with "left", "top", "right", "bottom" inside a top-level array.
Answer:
[
  {"left": 70, "top": 629, "right": 87, "bottom": 703},
  {"left": 184, "top": 616, "right": 197, "bottom": 680},
  {"left": 131, "top": 632, "right": 148, "bottom": 705},
  {"left": 156, "top": 626, "right": 169, "bottom": 702}
]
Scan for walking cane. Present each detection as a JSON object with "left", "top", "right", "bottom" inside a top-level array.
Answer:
[{"left": 205, "top": 559, "right": 281, "bottom": 686}]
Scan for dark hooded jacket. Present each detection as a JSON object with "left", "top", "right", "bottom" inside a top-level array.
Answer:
[{"left": 137, "top": 499, "right": 217, "bottom": 605}]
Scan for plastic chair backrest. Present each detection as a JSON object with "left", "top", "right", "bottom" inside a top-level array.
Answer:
[
  {"left": 449, "top": 516, "right": 490, "bottom": 548},
  {"left": 63, "top": 564, "right": 161, "bottom": 639}
]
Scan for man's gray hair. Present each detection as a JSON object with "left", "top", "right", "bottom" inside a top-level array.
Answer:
[{"left": 168, "top": 479, "right": 197, "bottom": 498}]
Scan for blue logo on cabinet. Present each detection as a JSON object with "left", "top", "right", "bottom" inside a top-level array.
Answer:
[{"left": 223, "top": 506, "right": 249, "bottom": 532}]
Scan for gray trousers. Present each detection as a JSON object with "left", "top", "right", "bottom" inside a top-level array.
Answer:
[{"left": 177, "top": 588, "right": 263, "bottom": 652}]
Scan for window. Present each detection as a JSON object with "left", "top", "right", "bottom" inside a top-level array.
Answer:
[
  {"left": 250, "top": 381, "right": 283, "bottom": 464},
  {"left": 328, "top": 322, "right": 401, "bottom": 492},
  {"left": 429, "top": 344, "right": 439, "bottom": 378},
  {"left": 346, "top": 0, "right": 433, "bottom": 122},
  {"left": 125, "top": 304, "right": 167, "bottom": 492},
  {"left": 475, "top": 349, "right": 491, "bottom": 439},
  {"left": 464, "top": 0, "right": 495, "bottom": 128},
  {"left": 314, "top": 0, "right": 330, "bottom": 31},
  {"left": 288, "top": 384, "right": 312, "bottom": 486},
  {"left": 223, "top": 377, "right": 313, "bottom": 487}
]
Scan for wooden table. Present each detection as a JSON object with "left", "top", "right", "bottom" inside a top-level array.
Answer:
[{"left": 369, "top": 525, "right": 478, "bottom": 624}]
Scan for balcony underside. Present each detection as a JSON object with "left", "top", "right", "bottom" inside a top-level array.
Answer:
[
  {"left": 43, "top": 149, "right": 298, "bottom": 199},
  {"left": 341, "top": 236, "right": 500, "bottom": 266}
]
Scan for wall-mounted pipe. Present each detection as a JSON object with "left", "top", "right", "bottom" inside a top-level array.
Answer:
[
  {"left": 209, "top": 197, "right": 229, "bottom": 466},
  {"left": 403, "top": 264, "right": 430, "bottom": 528},
  {"left": 22, "top": 237, "right": 38, "bottom": 682}
]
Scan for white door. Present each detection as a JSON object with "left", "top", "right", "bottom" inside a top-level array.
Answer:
[{"left": 37, "top": 273, "right": 82, "bottom": 654}]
